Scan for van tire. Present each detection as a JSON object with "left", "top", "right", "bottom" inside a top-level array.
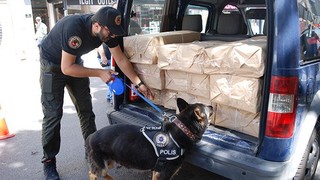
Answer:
[{"left": 293, "top": 129, "right": 319, "bottom": 180}]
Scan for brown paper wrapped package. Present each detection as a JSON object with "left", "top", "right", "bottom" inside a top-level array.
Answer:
[
  {"left": 156, "top": 37, "right": 266, "bottom": 77},
  {"left": 204, "top": 37, "right": 267, "bottom": 77},
  {"left": 124, "top": 30, "right": 201, "bottom": 64},
  {"left": 149, "top": 89, "right": 163, "bottom": 105},
  {"left": 162, "top": 90, "right": 212, "bottom": 109},
  {"left": 133, "top": 63, "right": 165, "bottom": 90},
  {"left": 210, "top": 74, "right": 262, "bottom": 113},
  {"left": 157, "top": 42, "right": 208, "bottom": 74},
  {"left": 165, "top": 70, "right": 210, "bottom": 98},
  {"left": 214, "top": 104, "right": 260, "bottom": 137},
  {"left": 161, "top": 90, "right": 213, "bottom": 113}
]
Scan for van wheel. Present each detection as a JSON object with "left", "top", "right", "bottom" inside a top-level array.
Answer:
[{"left": 294, "top": 129, "right": 319, "bottom": 180}]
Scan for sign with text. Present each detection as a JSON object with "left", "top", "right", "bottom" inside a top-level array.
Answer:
[{"left": 67, "top": 0, "right": 116, "bottom": 5}]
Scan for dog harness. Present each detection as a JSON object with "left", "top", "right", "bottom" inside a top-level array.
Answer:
[{"left": 141, "top": 125, "right": 184, "bottom": 171}]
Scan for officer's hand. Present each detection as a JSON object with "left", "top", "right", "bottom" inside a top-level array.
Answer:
[
  {"left": 137, "top": 84, "right": 154, "bottom": 100},
  {"left": 99, "top": 69, "right": 118, "bottom": 83}
]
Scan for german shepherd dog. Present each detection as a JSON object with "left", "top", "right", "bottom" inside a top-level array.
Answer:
[{"left": 86, "top": 98, "right": 213, "bottom": 180}]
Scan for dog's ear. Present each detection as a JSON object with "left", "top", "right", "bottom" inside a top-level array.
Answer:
[
  {"left": 194, "top": 107, "right": 205, "bottom": 124},
  {"left": 177, "top": 98, "right": 189, "bottom": 112}
]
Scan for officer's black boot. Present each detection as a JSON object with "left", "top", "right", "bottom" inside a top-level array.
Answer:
[{"left": 43, "top": 158, "right": 60, "bottom": 180}]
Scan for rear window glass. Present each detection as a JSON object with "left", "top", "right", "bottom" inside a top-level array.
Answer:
[{"left": 130, "top": 1, "right": 164, "bottom": 35}]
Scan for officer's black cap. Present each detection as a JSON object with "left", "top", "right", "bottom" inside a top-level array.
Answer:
[{"left": 92, "top": 7, "right": 125, "bottom": 36}]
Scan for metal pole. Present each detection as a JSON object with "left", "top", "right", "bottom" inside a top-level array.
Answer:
[{"left": 64, "top": 0, "right": 68, "bottom": 16}]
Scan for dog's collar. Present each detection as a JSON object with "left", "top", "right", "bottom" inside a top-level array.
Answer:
[{"left": 172, "top": 118, "right": 196, "bottom": 142}]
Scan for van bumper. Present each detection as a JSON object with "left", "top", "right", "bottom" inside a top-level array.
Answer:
[{"left": 186, "top": 140, "right": 292, "bottom": 180}]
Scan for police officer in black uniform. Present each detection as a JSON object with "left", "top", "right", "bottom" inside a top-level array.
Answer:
[{"left": 39, "top": 6, "right": 153, "bottom": 180}]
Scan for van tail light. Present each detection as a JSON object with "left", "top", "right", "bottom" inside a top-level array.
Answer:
[{"left": 266, "top": 76, "right": 298, "bottom": 138}]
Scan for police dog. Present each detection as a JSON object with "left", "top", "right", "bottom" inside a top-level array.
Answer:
[{"left": 86, "top": 98, "right": 213, "bottom": 180}]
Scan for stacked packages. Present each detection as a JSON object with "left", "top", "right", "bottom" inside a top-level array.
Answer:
[{"left": 124, "top": 31, "right": 266, "bottom": 137}]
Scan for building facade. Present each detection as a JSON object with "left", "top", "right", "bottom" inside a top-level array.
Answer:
[{"left": 0, "top": 0, "right": 164, "bottom": 61}]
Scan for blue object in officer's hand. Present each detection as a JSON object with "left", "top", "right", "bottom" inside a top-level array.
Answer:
[{"left": 107, "top": 75, "right": 124, "bottom": 95}]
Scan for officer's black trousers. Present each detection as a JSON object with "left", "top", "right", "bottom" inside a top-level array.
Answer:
[{"left": 39, "top": 58, "right": 97, "bottom": 161}]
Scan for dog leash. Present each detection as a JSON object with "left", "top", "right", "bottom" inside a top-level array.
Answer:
[
  {"left": 124, "top": 83, "right": 168, "bottom": 118},
  {"left": 111, "top": 75, "right": 168, "bottom": 118}
]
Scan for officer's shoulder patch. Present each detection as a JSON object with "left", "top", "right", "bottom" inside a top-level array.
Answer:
[{"left": 68, "top": 36, "right": 82, "bottom": 49}]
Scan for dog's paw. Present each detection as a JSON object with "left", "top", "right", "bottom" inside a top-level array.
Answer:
[{"left": 88, "top": 171, "right": 98, "bottom": 180}]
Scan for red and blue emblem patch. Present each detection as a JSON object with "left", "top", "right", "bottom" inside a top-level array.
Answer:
[{"left": 68, "top": 36, "right": 82, "bottom": 49}]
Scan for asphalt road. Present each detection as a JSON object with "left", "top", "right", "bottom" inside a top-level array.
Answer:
[
  {"left": 1, "top": 52, "right": 319, "bottom": 180},
  {"left": 0, "top": 53, "right": 228, "bottom": 180}
]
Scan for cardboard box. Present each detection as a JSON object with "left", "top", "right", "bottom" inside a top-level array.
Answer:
[
  {"left": 210, "top": 74, "right": 261, "bottom": 113},
  {"left": 150, "top": 88, "right": 163, "bottom": 105},
  {"left": 162, "top": 90, "right": 212, "bottom": 110},
  {"left": 156, "top": 38, "right": 266, "bottom": 77},
  {"left": 133, "top": 63, "right": 165, "bottom": 90},
  {"left": 165, "top": 71, "right": 188, "bottom": 92},
  {"left": 214, "top": 104, "right": 260, "bottom": 137},
  {"left": 124, "top": 30, "right": 201, "bottom": 64},
  {"left": 161, "top": 90, "right": 215, "bottom": 122},
  {"left": 157, "top": 42, "right": 208, "bottom": 74},
  {"left": 204, "top": 37, "right": 267, "bottom": 78},
  {"left": 165, "top": 71, "right": 210, "bottom": 98},
  {"left": 162, "top": 91, "right": 187, "bottom": 110}
]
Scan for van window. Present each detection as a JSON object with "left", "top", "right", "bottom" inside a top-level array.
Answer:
[
  {"left": 299, "top": 1, "right": 320, "bottom": 61},
  {"left": 223, "top": 4, "right": 266, "bottom": 36},
  {"left": 248, "top": 18, "right": 265, "bottom": 35},
  {"left": 185, "top": 5, "right": 208, "bottom": 33},
  {"left": 131, "top": 1, "right": 164, "bottom": 35},
  {"left": 245, "top": 8, "right": 266, "bottom": 36}
]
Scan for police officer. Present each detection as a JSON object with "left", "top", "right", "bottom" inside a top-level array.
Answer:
[{"left": 39, "top": 6, "right": 153, "bottom": 180}]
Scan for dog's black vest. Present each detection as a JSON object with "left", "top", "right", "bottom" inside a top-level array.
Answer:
[{"left": 141, "top": 125, "right": 184, "bottom": 171}]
